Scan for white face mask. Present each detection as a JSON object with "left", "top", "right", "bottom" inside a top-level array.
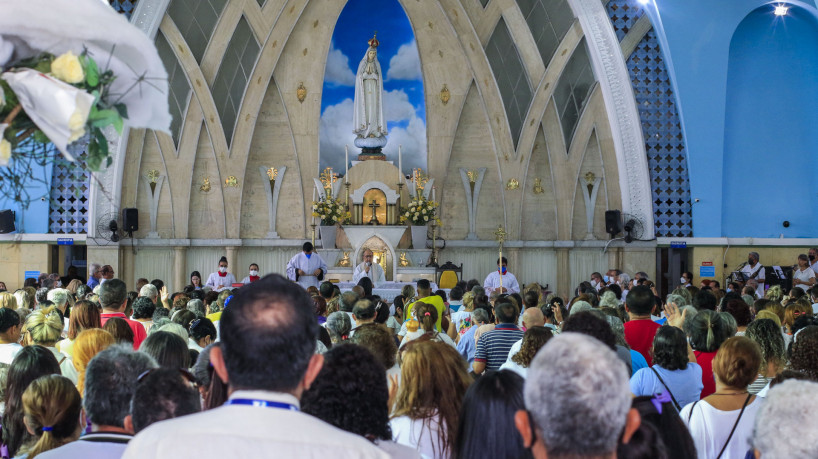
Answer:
[
  {"left": 591, "top": 280, "right": 599, "bottom": 288},
  {"left": 250, "top": 270, "right": 258, "bottom": 276},
  {"left": 680, "top": 277, "right": 686, "bottom": 284},
  {"left": 219, "top": 267, "right": 227, "bottom": 273}
]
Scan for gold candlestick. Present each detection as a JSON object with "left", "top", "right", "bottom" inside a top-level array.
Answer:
[
  {"left": 311, "top": 223, "right": 317, "bottom": 249},
  {"left": 494, "top": 225, "right": 507, "bottom": 291}
]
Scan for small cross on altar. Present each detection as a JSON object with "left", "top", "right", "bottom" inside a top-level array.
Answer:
[{"left": 367, "top": 200, "right": 381, "bottom": 225}]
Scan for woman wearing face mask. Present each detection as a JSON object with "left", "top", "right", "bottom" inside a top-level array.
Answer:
[
  {"left": 241, "top": 263, "right": 261, "bottom": 285},
  {"left": 205, "top": 256, "right": 237, "bottom": 292},
  {"left": 680, "top": 272, "right": 692, "bottom": 288},
  {"left": 792, "top": 254, "right": 816, "bottom": 293}
]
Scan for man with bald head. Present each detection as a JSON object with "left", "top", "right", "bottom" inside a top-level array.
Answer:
[{"left": 504, "top": 307, "right": 545, "bottom": 363}]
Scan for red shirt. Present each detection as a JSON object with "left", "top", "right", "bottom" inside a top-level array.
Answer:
[
  {"left": 694, "top": 350, "right": 718, "bottom": 398},
  {"left": 623, "top": 319, "right": 661, "bottom": 366},
  {"left": 101, "top": 312, "right": 147, "bottom": 350}
]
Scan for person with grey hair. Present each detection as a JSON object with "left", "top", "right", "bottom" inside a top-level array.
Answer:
[
  {"left": 740, "top": 251, "right": 765, "bottom": 298},
  {"left": 599, "top": 291, "right": 620, "bottom": 309},
  {"left": 515, "top": 333, "right": 639, "bottom": 458},
  {"left": 37, "top": 345, "right": 158, "bottom": 459},
  {"left": 634, "top": 271, "right": 649, "bottom": 282},
  {"left": 46, "top": 288, "right": 71, "bottom": 331},
  {"left": 338, "top": 290, "right": 359, "bottom": 324},
  {"left": 187, "top": 299, "right": 207, "bottom": 318},
  {"left": 569, "top": 300, "right": 593, "bottom": 316},
  {"left": 457, "top": 308, "right": 490, "bottom": 366},
  {"left": 325, "top": 311, "right": 351, "bottom": 345},
  {"left": 752, "top": 379, "right": 818, "bottom": 458},
  {"left": 87, "top": 263, "right": 102, "bottom": 289},
  {"left": 100, "top": 279, "right": 148, "bottom": 350},
  {"left": 139, "top": 284, "right": 159, "bottom": 305}
]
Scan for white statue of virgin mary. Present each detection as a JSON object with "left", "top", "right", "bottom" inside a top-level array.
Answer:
[{"left": 353, "top": 34, "right": 387, "bottom": 149}]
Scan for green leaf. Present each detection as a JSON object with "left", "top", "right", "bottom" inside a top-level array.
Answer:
[
  {"left": 33, "top": 130, "right": 49, "bottom": 144},
  {"left": 86, "top": 141, "right": 101, "bottom": 171},
  {"left": 83, "top": 56, "right": 99, "bottom": 88},
  {"left": 114, "top": 103, "right": 128, "bottom": 120},
  {"left": 106, "top": 156, "right": 112, "bottom": 168},
  {"left": 93, "top": 128, "right": 109, "bottom": 157}
]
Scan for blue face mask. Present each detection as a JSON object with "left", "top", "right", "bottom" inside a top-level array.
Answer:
[
  {"left": 499, "top": 266, "right": 507, "bottom": 275},
  {"left": 305, "top": 252, "right": 312, "bottom": 259},
  {"left": 603, "top": 275, "right": 610, "bottom": 283}
]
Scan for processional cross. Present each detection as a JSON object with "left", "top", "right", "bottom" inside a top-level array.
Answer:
[{"left": 494, "top": 225, "right": 507, "bottom": 290}]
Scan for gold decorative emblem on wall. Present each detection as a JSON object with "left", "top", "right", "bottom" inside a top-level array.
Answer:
[
  {"left": 439, "top": 84, "right": 450, "bottom": 105},
  {"left": 584, "top": 171, "right": 596, "bottom": 195},
  {"left": 466, "top": 169, "right": 478, "bottom": 194},
  {"left": 506, "top": 178, "right": 520, "bottom": 190},
  {"left": 398, "top": 252, "right": 410, "bottom": 267},
  {"left": 199, "top": 177, "right": 211, "bottom": 193},
  {"left": 146, "top": 169, "right": 159, "bottom": 194},
  {"left": 337, "top": 252, "right": 351, "bottom": 267},
  {"left": 266, "top": 167, "right": 279, "bottom": 181},
  {"left": 296, "top": 82, "right": 307, "bottom": 103},
  {"left": 225, "top": 176, "right": 239, "bottom": 187},
  {"left": 532, "top": 178, "right": 544, "bottom": 194}
]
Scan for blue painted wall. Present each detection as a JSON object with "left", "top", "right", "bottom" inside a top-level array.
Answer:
[
  {"left": 0, "top": 163, "right": 52, "bottom": 234},
  {"left": 646, "top": 0, "right": 818, "bottom": 237},
  {"left": 722, "top": 6, "right": 818, "bottom": 237}
]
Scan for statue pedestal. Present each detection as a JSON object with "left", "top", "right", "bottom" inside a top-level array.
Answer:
[{"left": 354, "top": 136, "right": 387, "bottom": 160}]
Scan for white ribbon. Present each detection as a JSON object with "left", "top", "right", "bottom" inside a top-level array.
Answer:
[{"left": 1, "top": 68, "right": 94, "bottom": 161}]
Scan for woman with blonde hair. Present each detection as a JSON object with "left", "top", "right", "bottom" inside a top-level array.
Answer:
[
  {"left": 58, "top": 300, "right": 101, "bottom": 358},
  {"left": 12, "top": 290, "right": 29, "bottom": 311},
  {"left": 18, "top": 374, "right": 83, "bottom": 458},
  {"left": 783, "top": 302, "right": 811, "bottom": 335},
  {"left": 72, "top": 329, "right": 115, "bottom": 396},
  {"left": 0, "top": 292, "right": 18, "bottom": 310},
  {"left": 391, "top": 340, "right": 471, "bottom": 458},
  {"left": 65, "top": 279, "right": 83, "bottom": 295},
  {"left": 24, "top": 307, "right": 78, "bottom": 383}
]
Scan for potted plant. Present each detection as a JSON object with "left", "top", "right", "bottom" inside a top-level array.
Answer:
[
  {"left": 400, "top": 195, "right": 438, "bottom": 249},
  {"left": 312, "top": 196, "right": 349, "bottom": 249}
]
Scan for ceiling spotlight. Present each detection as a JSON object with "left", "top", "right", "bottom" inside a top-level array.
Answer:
[{"left": 774, "top": 5, "right": 789, "bottom": 16}]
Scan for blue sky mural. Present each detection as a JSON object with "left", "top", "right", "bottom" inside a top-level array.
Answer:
[{"left": 319, "top": 0, "right": 426, "bottom": 175}]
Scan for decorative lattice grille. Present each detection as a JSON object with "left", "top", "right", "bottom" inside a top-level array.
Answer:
[
  {"left": 48, "top": 147, "right": 90, "bottom": 234},
  {"left": 605, "top": 0, "right": 692, "bottom": 237}
]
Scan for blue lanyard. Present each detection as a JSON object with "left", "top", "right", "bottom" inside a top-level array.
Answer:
[{"left": 226, "top": 399, "right": 299, "bottom": 411}]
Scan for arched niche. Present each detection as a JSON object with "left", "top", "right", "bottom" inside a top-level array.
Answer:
[{"left": 722, "top": 3, "right": 818, "bottom": 237}]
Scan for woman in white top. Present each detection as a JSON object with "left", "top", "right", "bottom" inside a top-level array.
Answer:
[
  {"left": 680, "top": 336, "right": 763, "bottom": 459},
  {"left": 792, "top": 254, "right": 816, "bottom": 293},
  {"left": 399, "top": 303, "right": 455, "bottom": 349},
  {"left": 391, "top": 340, "right": 471, "bottom": 459}
]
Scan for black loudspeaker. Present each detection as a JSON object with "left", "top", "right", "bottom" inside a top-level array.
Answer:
[
  {"left": 0, "top": 210, "right": 14, "bottom": 234},
  {"left": 605, "top": 210, "right": 622, "bottom": 236},
  {"left": 122, "top": 208, "right": 138, "bottom": 233}
]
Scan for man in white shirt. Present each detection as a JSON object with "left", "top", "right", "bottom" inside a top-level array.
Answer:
[
  {"left": 740, "top": 252, "right": 765, "bottom": 298},
  {"left": 122, "top": 274, "right": 387, "bottom": 459},
  {"left": 0, "top": 308, "right": 22, "bottom": 365},
  {"left": 286, "top": 242, "right": 329, "bottom": 290},
  {"left": 352, "top": 249, "right": 384, "bottom": 286},
  {"left": 483, "top": 257, "right": 520, "bottom": 294},
  {"left": 809, "top": 248, "right": 818, "bottom": 274},
  {"left": 206, "top": 256, "right": 237, "bottom": 292}
]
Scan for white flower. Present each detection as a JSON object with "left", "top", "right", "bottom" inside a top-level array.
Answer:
[
  {"left": 422, "top": 209, "right": 427, "bottom": 214},
  {"left": 424, "top": 216, "right": 429, "bottom": 221},
  {"left": 0, "top": 124, "right": 10, "bottom": 166},
  {"left": 320, "top": 214, "right": 326, "bottom": 219}
]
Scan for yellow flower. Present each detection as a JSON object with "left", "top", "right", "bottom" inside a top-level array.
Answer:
[
  {"left": 67, "top": 109, "right": 88, "bottom": 142},
  {"left": 0, "top": 138, "right": 10, "bottom": 164},
  {"left": 51, "top": 52, "right": 85, "bottom": 84}
]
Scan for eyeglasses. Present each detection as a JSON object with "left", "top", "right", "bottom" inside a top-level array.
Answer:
[{"left": 138, "top": 368, "right": 198, "bottom": 388}]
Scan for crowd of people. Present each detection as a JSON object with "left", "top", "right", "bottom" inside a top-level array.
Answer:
[{"left": 0, "top": 249, "right": 815, "bottom": 458}]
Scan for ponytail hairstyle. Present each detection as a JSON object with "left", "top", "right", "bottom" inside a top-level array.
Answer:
[
  {"left": 22, "top": 375, "right": 82, "bottom": 458},
  {"left": 689, "top": 309, "right": 730, "bottom": 353},
  {"left": 415, "top": 302, "right": 438, "bottom": 333}
]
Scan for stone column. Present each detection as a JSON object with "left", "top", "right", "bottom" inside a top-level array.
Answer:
[
  {"left": 226, "top": 246, "right": 238, "bottom": 279},
  {"left": 506, "top": 247, "right": 520, "bottom": 287},
  {"left": 556, "top": 247, "right": 571, "bottom": 299},
  {"left": 173, "top": 247, "right": 186, "bottom": 293}
]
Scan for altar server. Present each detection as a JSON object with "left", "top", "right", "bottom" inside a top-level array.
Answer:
[
  {"left": 206, "top": 256, "right": 237, "bottom": 292},
  {"left": 352, "top": 248, "right": 385, "bottom": 287},
  {"left": 286, "top": 242, "right": 328, "bottom": 290},
  {"left": 483, "top": 257, "right": 520, "bottom": 294}
]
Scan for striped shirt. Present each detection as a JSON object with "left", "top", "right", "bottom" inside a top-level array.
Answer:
[{"left": 474, "top": 324, "right": 524, "bottom": 370}]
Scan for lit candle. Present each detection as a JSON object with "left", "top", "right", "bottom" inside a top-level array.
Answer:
[
  {"left": 345, "top": 145, "right": 349, "bottom": 181},
  {"left": 398, "top": 145, "right": 403, "bottom": 178}
]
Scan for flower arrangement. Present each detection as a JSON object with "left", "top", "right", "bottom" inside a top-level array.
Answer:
[
  {"left": 312, "top": 196, "right": 350, "bottom": 225},
  {"left": 0, "top": 50, "right": 129, "bottom": 171},
  {"left": 400, "top": 196, "right": 439, "bottom": 226}
]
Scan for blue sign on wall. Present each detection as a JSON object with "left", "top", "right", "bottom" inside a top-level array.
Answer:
[
  {"left": 699, "top": 266, "right": 716, "bottom": 277},
  {"left": 57, "top": 238, "right": 74, "bottom": 245},
  {"left": 670, "top": 241, "right": 687, "bottom": 249},
  {"left": 24, "top": 271, "right": 40, "bottom": 280}
]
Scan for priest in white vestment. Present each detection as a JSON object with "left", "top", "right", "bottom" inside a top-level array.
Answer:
[
  {"left": 286, "top": 242, "right": 328, "bottom": 290},
  {"left": 352, "top": 249, "right": 385, "bottom": 287},
  {"left": 483, "top": 257, "right": 520, "bottom": 294}
]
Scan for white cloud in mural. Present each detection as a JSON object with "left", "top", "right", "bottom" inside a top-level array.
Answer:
[
  {"left": 324, "top": 42, "right": 356, "bottom": 86},
  {"left": 319, "top": 89, "right": 426, "bottom": 174},
  {"left": 386, "top": 40, "right": 422, "bottom": 81}
]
